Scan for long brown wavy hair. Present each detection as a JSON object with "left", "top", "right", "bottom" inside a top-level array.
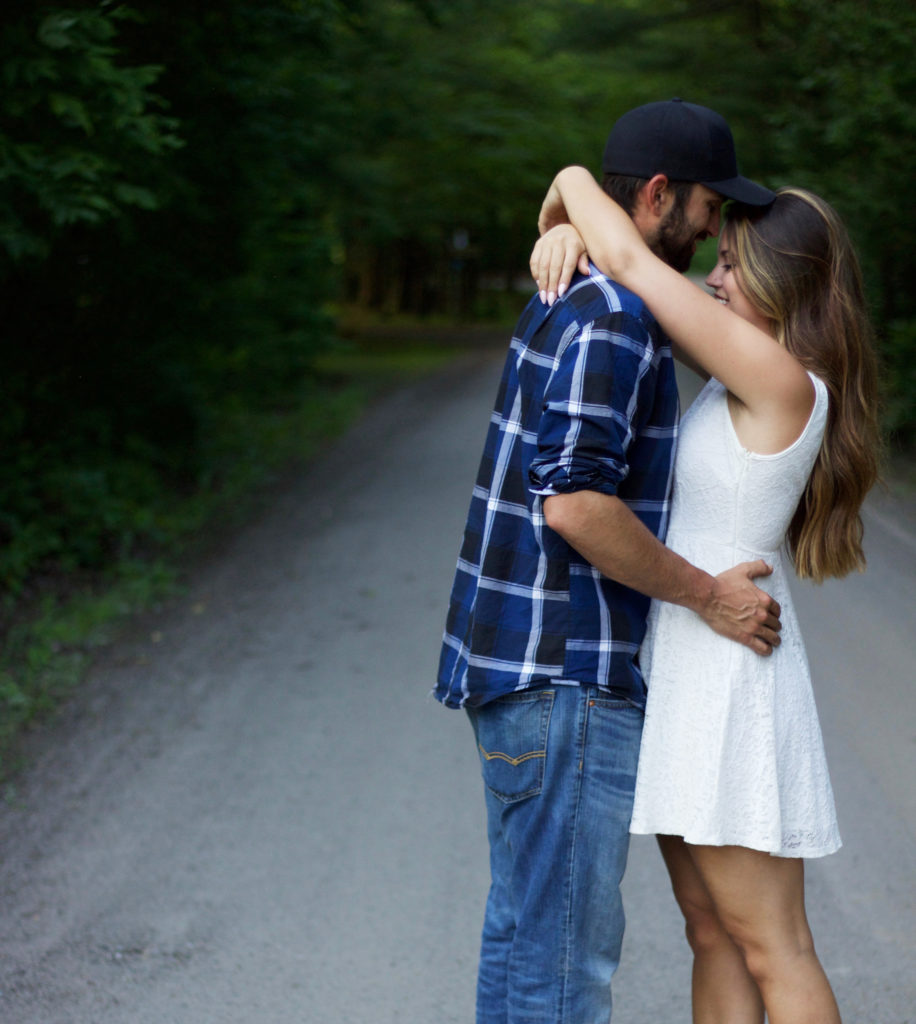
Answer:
[{"left": 727, "top": 187, "right": 881, "bottom": 581}]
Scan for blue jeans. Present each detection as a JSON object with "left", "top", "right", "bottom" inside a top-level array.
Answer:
[{"left": 467, "top": 685, "right": 643, "bottom": 1024}]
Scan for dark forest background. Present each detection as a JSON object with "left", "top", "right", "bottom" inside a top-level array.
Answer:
[{"left": 1, "top": 0, "right": 914, "bottom": 751}]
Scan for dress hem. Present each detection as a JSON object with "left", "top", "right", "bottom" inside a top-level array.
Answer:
[{"left": 629, "top": 825, "right": 842, "bottom": 860}]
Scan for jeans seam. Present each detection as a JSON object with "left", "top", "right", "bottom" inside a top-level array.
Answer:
[{"left": 558, "top": 686, "right": 589, "bottom": 1021}]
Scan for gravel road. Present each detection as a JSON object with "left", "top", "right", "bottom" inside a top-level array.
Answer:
[{"left": 1, "top": 350, "right": 913, "bottom": 1023}]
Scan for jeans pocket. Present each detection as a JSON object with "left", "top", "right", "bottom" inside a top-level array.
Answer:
[{"left": 468, "top": 689, "right": 554, "bottom": 804}]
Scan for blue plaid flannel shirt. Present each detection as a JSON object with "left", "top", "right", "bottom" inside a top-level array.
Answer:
[{"left": 435, "top": 269, "right": 679, "bottom": 709}]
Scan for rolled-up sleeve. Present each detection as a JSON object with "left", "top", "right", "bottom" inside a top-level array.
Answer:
[{"left": 529, "top": 315, "right": 655, "bottom": 497}]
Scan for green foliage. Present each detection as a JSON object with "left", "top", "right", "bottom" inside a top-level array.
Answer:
[
  {"left": 0, "top": 1, "right": 349, "bottom": 600},
  {"left": 0, "top": 334, "right": 454, "bottom": 776},
  {"left": 0, "top": 558, "right": 180, "bottom": 774},
  {"left": 756, "top": 0, "right": 916, "bottom": 327},
  {"left": 0, "top": 4, "right": 181, "bottom": 263}
]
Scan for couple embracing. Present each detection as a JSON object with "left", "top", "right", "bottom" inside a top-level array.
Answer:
[{"left": 435, "top": 98, "right": 880, "bottom": 1024}]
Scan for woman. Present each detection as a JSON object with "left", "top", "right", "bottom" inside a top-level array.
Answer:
[{"left": 530, "top": 168, "right": 880, "bottom": 1024}]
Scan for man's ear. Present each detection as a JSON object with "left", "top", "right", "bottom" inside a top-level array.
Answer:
[
  {"left": 643, "top": 173, "right": 671, "bottom": 217},
  {"left": 631, "top": 173, "right": 671, "bottom": 238}
]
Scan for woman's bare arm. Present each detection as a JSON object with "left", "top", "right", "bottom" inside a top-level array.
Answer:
[{"left": 531, "top": 167, "right": 814, "bottom": 448}]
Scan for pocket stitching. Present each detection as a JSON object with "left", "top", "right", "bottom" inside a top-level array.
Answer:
[{"left": 477, "top": 745, "right": 546, "bottom": 767}]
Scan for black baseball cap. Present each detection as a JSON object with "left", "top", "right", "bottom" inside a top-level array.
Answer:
[{"left": 602, "top": 98, "right": 775, "bottom": 207}]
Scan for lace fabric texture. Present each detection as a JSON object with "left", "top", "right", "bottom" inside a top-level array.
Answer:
[{"left": 630, "top": 374, "right": 841, "bottom": 857}]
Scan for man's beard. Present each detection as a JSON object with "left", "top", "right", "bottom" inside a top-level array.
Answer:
[{"left": 650, "top": 201, "right": 697, "bottom": 273}]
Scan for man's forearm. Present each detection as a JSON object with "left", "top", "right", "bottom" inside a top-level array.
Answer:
[
  {"left": 542, "top": 490, "right": 713, "bottom": 611},
  {"left": 542, "top": 489, "right": 780, "bottom": 654}
]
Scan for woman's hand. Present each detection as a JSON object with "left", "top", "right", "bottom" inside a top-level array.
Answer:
[{"left": 530, "top": 224, "right": 591, "bottom": 305}]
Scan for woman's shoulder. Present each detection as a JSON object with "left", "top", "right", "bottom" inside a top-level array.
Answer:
[
  {"left": 806, "top": 371, "right": 830, "bottom": 428},
  {"left": 808, "top": 370, "right": 829, "bottom": 402},
  {"left": 738, "top": 370, "right": 828, "bottom": 462}
]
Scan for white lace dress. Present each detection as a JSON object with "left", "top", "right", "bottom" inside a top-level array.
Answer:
[{"left": 630, "top": 373, "right": 841, "bottom": 857}]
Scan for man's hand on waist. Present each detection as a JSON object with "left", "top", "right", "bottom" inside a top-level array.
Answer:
[{"left": 696, "top": 560, "right": 782, "bottom": 656}]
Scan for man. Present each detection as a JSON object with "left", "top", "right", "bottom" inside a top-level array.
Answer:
[{"left": 435, "top": 99, "right": 778, "bottom": 1024}]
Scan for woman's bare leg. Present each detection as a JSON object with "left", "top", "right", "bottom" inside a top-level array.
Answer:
[
  {"left": 687, "top": 843, "right": 841, "bottom": 1024},
  {"left": 658, "top": 835, "right": 765, "bottom": 1024}
]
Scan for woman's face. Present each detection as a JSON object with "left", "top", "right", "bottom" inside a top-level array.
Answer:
[{"left": 705, "top": 231, "right": 774, "bottom": 336}]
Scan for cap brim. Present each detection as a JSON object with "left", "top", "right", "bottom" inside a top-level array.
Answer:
[{"left": 702, "top": 176, "right": 775, "bottom": 207}]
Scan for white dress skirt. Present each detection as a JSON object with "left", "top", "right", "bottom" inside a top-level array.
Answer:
[{"left": 629, "top": 374, "right": 841, "bottom": 858}]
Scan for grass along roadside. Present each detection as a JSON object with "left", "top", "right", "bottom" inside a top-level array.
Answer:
[{"left": 0, "top": 334, "right": 465, "bottom": 781}]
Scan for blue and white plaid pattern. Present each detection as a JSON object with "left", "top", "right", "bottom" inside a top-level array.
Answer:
[{"left": 435, "top": 270, "right": 679, "bottom": 709}]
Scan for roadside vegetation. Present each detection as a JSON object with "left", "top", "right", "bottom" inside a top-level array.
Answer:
[
  {"left": 0, "top": 324, "right": 466, "bottom": 774},
  {"left": 2, "top": 0, "right": 914, "bottom": 774}
]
